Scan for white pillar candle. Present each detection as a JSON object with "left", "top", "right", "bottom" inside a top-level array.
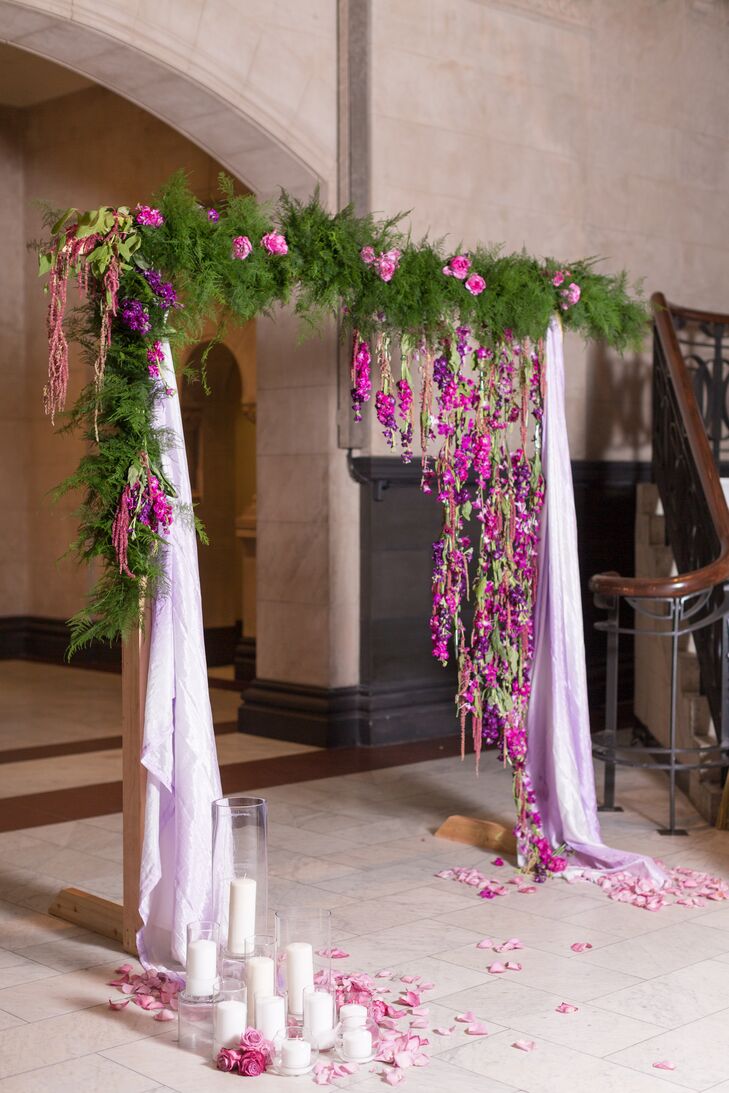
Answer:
[
  {"left": 285, "top": 942, "right": 314, "bottom": 1015},
  {"left": 186, "top": 938, "right": 217, "bottom": 997},
  {"left": 339, "top": 1002, "right": 367, "bottom": 1028},
  {"left": 342, "top": 1026, "right": 372, "bottom": 1061},
  {"left": 304, "top": 989, "right": 334, "bottom": 1048},
  {"left": 256, "top": 994, "right": 286, "bottom": 1042},
  {"left": 227, "top": 876, "right": 257, "bottom": 954},
  {"left": 281, "top": 1037, "right": 312, "bottom": 1070},
  {"left": 213, "top": 998, "right": 247, "bottom": 1054},
  {"left": 245, "top": 956, "right": 274, "bottom": 1027}
]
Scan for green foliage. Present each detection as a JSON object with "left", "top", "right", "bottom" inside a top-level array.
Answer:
[{"left": 39, "top": 171, "right": 649, "bottom": 655}]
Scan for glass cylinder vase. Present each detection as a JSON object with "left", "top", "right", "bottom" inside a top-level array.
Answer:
[
  {"left": 185, "top": 920, "right": 219, "bottom": 999},
  {"left": 212, "top": 977, "right": 248, "bottom": 1059},
  {"left": 212, "top": 796, "right": 268, "bottom": 957},
  {"left": 274, "top": 908, "right": 333, "bottom": 1021}
]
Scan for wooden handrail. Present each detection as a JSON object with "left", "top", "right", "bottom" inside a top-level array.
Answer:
[{"left": 589, "top": 292, "right": 729, "bottom": 599}]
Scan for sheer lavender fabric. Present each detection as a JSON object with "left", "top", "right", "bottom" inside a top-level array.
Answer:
[
  {"left": 137, "top": 341, "right": 222, "bottom": 969},
  {"left": 525, "top": 318, "right": 666, "bottom": 883}
]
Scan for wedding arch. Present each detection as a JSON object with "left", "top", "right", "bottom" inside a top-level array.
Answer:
[{"left": 39, "top": 171, "right": 648, "bottom": 892}]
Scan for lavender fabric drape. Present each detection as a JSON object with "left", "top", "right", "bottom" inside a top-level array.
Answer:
[
  {"left": 525, "top": 318, "right": 666, "bottom": 883},
  {"left": 137, "top": 340, "right": 222, "bottom": 969}
]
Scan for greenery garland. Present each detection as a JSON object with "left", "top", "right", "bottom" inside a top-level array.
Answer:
[{"left": 39, "top": 171, "right": 647, "bottom": 875}]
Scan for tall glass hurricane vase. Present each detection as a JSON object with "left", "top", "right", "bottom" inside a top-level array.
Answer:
[
  {"left": 274, "top": 909, "right": 333, "bottom": 1021},
  {"left": 212, "top": 796, "right": 268, "bottom": 959}
]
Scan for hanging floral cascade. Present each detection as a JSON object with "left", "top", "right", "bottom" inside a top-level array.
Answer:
[{"left": 38, "top": 172, "right": 647, "bottom": 876}]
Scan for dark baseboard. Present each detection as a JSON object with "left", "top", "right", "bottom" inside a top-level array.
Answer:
[
  {"left": 234, "top": 635, "right": 256, "bottom": 685},
  {"left": 239, "top": 677, "right": 458, "bottom": 748},
  {"left": 0, "top": 616, "right": 241, "bottom": 672}
]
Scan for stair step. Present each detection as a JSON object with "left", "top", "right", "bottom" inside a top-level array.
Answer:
[{"left": 679, "top": 651, "right": 701, "bottom": 693}]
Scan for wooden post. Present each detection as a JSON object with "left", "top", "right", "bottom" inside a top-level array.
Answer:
[{"left": 49, "top": 616, "right": 150, "bottom": 956}]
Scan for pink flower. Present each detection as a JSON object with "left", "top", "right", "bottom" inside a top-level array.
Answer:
[
  {"left": 135, "top": 204, "right": 164, "bottom": 227},
  {"left": 375, "top": 248, "right": 402, "bottom": 283},
  {"left": 261, "top": 231, "right": 288, "bottom": 255},
  {"left": 562, "top": 281, "right": 581, "bottom": 308},
  {"left": 465, "top": 273, "right": 486, "bottom": 296},
  {"left": 552, "top": 270, "right": 565, "bottom": 286},
  {"left": 217, "top": 1048, "right": 241, "bottom": 1072},
  {"left": 443, "top": 254, "right": 472, "bottom": 280},
  {"left": 232, "top": 235, "right": 252, "bottom": 260},
  {"left": 207, "top": 208, "right": 219, "bottom": 222},
  {"left": 240, "top": 1049, "right": 268, "bottom": 1076},
  {"left": 360, "top": 245, "right": 376, "bottom": 265}
]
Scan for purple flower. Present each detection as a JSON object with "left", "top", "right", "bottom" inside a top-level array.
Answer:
[
  {"left": 261, "top": 231, "right": 287, "bottom": 255},
  {"left": 207, "top": 208, "right": 219, "bottom": 222},
  {"left": 135, "top": 204, "right": 164, "bottom": 227},
  {"left": 142, "top": 270, "right": 178, "bottom": 310},
  {"left": 120, "top": 299, "right": 151, "bottom": 335},
  {"left": 232, "top": 235, "right": 252, "bottom": 260}
]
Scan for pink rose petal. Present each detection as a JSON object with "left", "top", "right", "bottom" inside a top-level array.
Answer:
[
  {"left": 477, "top": 938, "right": 494, "bottom": 949},
  {"left": 465, "top": 1022, "right": 489, "bottom": 1036},
  {"left": 653, "top": 1060, "right": 677, "bottom": 1071},
  {"left": 504, "top": 961, "right": 522, "bottom": 972},
  {"left": 556, "top": 1002, "right": 578, "bottom": 1014},
  {"left": 411, "top": 1006, "right": 429, "bottom": 1016},
  {"left": 512, "top": 1039, "right": 536, "bottom": 1052},
  {"left": 492, "top": 858, "right": 504, "bottom": 867},
  {"left": 487, "top": 962, "right": 507, "bottom": 974},
  {"left": 433, "top": 1026, "right": 454, "bottom": 1036},
  {"left": 455, "top": 1011, "right": 476, "bottom": 1023},
  {"left": 317, "top": 947, "right": 350, "bottom": 959},
  {"left": 153, "top": 1008, "right": 176, "bottom": 1021},
  {"left": 397, "top": 991, "right": 421, "bottom": 1007},
  {"left": 410, "top": 1017, "right": 429, "bottom": 1029},
  {"left": 570, "top": 942, "right": 593, "bottom": 953},
  {"left": 400, "top": 976, "right": 420, "bottom": 984},
  {"left": 108, "top": 998, "right": 130, "bottom": 1010},
  {"left": 384, "top": 1071, "right": 406, "bottom": 1086},
  {"left": 495, "top": 938, "right": 524, "bottom": 952},
  {"left": 376, "top": 969, "right": 394, "bottom": 978},
  {"left": 115, "top": 963, "right": 134, "bottom": 976}
]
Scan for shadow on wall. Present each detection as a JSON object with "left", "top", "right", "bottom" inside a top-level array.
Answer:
[{"left": 584, "top": 341, "right": 651, "bottom": 462}]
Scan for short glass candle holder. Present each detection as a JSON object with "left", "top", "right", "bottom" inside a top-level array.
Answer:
[
  {"left": 271, "top": 1024, "right": 319, "bottom": 1077},
  {"left": 212, "top": 796, "right": 268, "bottom": 957},
  {"left": 185, "top": 920, "right": 219, "bottom": 999},
  {"left": 274, "top": 908, "right": 333, "bottom": 1021},
  {"left": 212, "top": 978, "right": 248, "bottom": 1059},
  {"left": 335, "top": 1015, "right": 378, "bottom": 1065},
  {"left": 178, "top": 991, "right": 214, "bottom": 1056},
  {"left": 242, "top": 934, "right": 275, "bottom": 1031}
]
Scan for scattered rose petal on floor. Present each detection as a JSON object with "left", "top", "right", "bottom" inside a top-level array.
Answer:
[
  {"left": 517, "top": 886, "right": 537, "bottom": 894},
  {"left": 433, "top": 1027, "right": 454, "bottom": 1036},
  {"left": 108, "top": 998, "right": 130, "bottom": 1010},
  {"left": 154, "top": 1008, "right": 176, "bottom": 1021},
  {"left": 115, "top": 963, "right": 134, "bottom": 975},
  {"left": 400, "top": 975, "right": 420, "bottom": 984},
  {"left": 495, "top": 938, "right": 524, "bottom": 952},
  {"left": 419, "top": 981, "right": 435, "bottom": 991},
  {"left": 570, "top": 942, "right": 593, "bottom": 953},
  {"left": 376, "top": 969, "right": 394, "bottom": 978},
  {"left": 410, "top": 1018, "right": 429, "bottom": 1029},
  {"left": 455, "top": 1011, "right": 476, "bottom": 1023},
  {"left": 411, "top": 1006, "right": 429, "bottom": 1016},
  {"left": 397, "top": 991, "right": 421, "bottom": 1007},
  {"left": 465, "top": 1022, "right": 489, "bottom": 1036},
  {"left": 317, "top": 947, "right": 350, "bottom": 959},
  {"left": 556, "top": 1002, "right": 578, "bottom": 1014},
  {"left": 384, "top": 1071, "right": 406, "bottom": 1086},
  {"left": 477, "top": 938, "right": 495, "bottom": 949},
  {"left": 504, "top": 961, "right": 522, "bottom": 972},
  {"left": 492, "top": 858, "right": 505, "bottom": 866},
  {"left": 653, "top": 1061, "right": 677, "bottom": 1071},
  {"left": 487, "top": 962, "right": 507, "bottom": 974},
  {"left": 512, "top": 1040, "right": 536, "bottom": 1052}
]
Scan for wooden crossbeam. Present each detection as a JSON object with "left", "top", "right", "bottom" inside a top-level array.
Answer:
[{"left": 435, "top": 815, "right": 517, "bottom": 855}]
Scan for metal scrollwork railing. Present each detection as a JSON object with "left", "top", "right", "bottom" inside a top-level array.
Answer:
[{"left": 589, "top": 293, "right": 729, "bottom": 834}]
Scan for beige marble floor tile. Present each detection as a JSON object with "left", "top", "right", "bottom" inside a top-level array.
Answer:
[
  {"left": 0, "top": 750, "right": 123, "bottom": 798},
  {"left": 441, "top": 1028, "right": 691, "bottom": 1092},
  {"left": 607, "top": 1008, "right": 729, "bottom": 1090},
  {"left": 0, "top": 958, "right": 58, "bottom": 991},
  {"left": 595, "top": 958, "right": 729, "bottom": 1028},
  {"left": 14, "top": 930, "right": 124, "bottom": 973},
  {"left": 388, "top": 954, "right": 493, "bottom": 1001},
  {"left": 563, "top": 898, "right": 703, "bottom": 939},
  {"left": 358, "top": 1057, "right": 521, "bottom": 1093},
  {"left": 0, "top": 1008, "right": 22, "bottom": 1032},
  {"left": 578, "top": 920, "right": 729, "bottom": 979},
  {"left": 0, "top": 1004, "right": 169, "bottom": 1080},
  {"left": 0, "top": 961, "right": 121, "bottom": 1021},
  {"left": 0, "top": 899, "right": 84, "bottom": 951},
  {"left": 432, "top": 902, "right": 621, "bottom": 957},
  {"left": 0, "top": 1053, "right": 159, "bottom": 1092},
  {"left": 268, "top": 848, "right": 358, "bottom": 884}
]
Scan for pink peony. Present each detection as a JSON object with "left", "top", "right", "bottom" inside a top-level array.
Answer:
[
  {"left": 261, "top": 231, "right": 288, "bottom": 255},
  {"left": 240, "top": 1049, "right": 268, "bottom": 1076},
  {"left": 552, "top": 270, "right": 565, "bottom": 286},
  {"left": 443, "top": 254, "right": 472, "bottom": 280},
  {"left": 232, "top": 235, "right": 252, "bottom": 260},
  {"left": 465, "top": 273, "right": 486, "bottom": 296},
  {"left": 360, "top": 245, "right": 376, "bottom": 265},
  {"left": 560, "top": 281, "right": 581, "bottom": 309},
  {"left": 375, "top": 248, "right": 402, "bottom": 283},
  {"left": 135, "top": 204, "right": 164, "bottom": 228},
  {"left": 217, "top": 1048, "right": 241, "bottom": 1072}
]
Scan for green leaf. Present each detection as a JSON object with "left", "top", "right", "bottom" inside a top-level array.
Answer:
[
  {"left": 51, "top": 208, "right": 75, "bottom": 235},
  {"left": 38, "top": 251, "right": 53, "bottom": 277}
]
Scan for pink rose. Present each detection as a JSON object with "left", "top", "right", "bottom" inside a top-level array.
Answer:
[
  {"left": 376, "top": 258, "right": 397, "bottom": 282},
  {"left": 444, "top": 254, "right": 471, "bottom": 280},
  {"left": 240, "top": 1049, "right": 268, "bottom": 1076},
  {"left": 560, "top": 282, "right": 581, "bottom": 309},
  {"left": 135, "top": 204, "right": 164, "bottom": 228},
  {"left": 360, "top": 245, "right": 376, "bottom": 265},
  {"left": 465, "top": 273, "right": 486, "bottom": 296},
  {"left": 232, "top": 235, "right": 252, "bottom": 260},
  {"left": 261, "top": 231, "right": 288, "bottom": 255},
  {"left": 217, "top": 1048, "right": 241, "bottom": 1072},
  {"left": 552, "top": 270, "right": 565, "bottom": 287}
]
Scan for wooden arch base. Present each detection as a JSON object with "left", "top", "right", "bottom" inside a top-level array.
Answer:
[
  {"left": 435, "top": 816, "right": 517, "bottom": 855},
  {"left": 48, "top": 624, "right": 150, "bottom": 955}
]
